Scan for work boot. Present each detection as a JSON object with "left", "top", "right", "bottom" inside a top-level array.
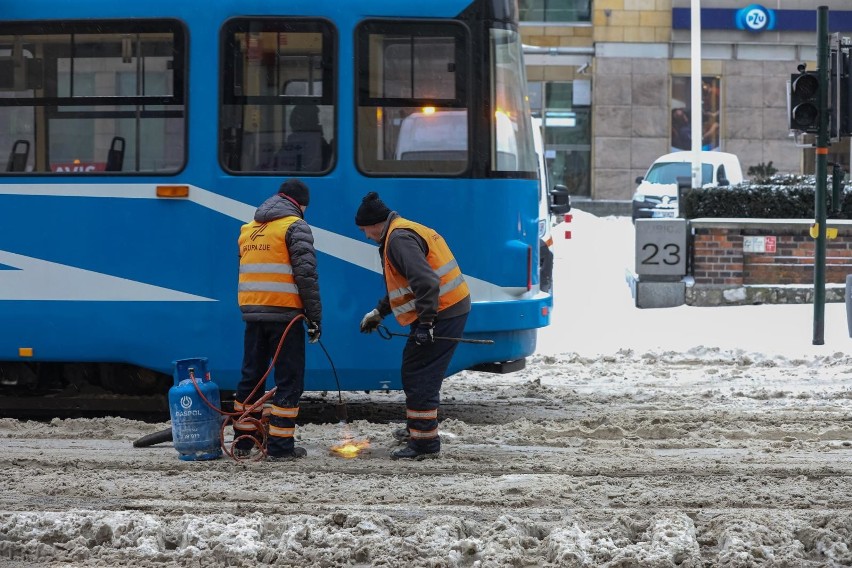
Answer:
[
  {"left": 233, "top": 446, "right": 253, "bottom": 459},
  {"left": 267, "top": 446, "right": 307, "bottom": 461},
  {"left": 233, "top": 439, "right": 258, "bottom": 459},
  {"left": 392, "top": 427, "right": 410, "bottom": 443},
  {"left": 390, "top": 446, "right": 439, "bottom": 460}
]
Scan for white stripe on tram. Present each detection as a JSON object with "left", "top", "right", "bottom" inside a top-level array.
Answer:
[{"left": 0, "top": 183, "right": 541, "bottom": 302}]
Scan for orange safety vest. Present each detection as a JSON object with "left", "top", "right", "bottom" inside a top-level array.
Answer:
[
  {"left": 383, "top": 217, "right": 469, "bottom": 326},
  {"left": 238, "top": 216, "right": 304, "bottom": 309}
]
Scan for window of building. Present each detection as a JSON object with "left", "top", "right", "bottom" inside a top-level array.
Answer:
[
  {"left": 0, "top": 20, "right": 186, "bottom": 174},
  {"left": 529, "top": 80, "right": 592, "bottom": 196},
  {"left": 671, "top": 76, "right": 721, "bottom": 152},
  {"left": 519, "top": 0, "right": 591, "bottom": 23},
  {"left": 221, "top": 19, "right": 336, "bottom": 174}
]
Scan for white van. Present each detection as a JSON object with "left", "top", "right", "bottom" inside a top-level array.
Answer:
[
  {"left": 632, "top": 151, "right": 744, "bottom": 221},
  {"left": 394, "top": 110, "right": 517, "bottom": 169}
]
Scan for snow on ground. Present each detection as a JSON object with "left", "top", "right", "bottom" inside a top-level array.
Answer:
[
  {"left": 2, "top": 211, "right": 852, "bottom": 567},
  {"left": 538, "top": 210, "right": 851, "bottom": 359}
]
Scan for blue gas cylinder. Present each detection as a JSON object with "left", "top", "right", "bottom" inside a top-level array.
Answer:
[{"left": 168, "top": 357, "right": 222, "bottom": 461}]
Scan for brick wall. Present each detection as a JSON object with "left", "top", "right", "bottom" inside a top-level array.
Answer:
[{"left": 691, "top": 219, "right": 852, "bottom": 287}]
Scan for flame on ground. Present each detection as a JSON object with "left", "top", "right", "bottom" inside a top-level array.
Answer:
[{"left": 330, "top": 438, "right": 370, "bottom": 459}]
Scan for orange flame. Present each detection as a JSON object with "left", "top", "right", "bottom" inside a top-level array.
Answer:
[{"left": 330, "top": 438, "right": 370, "bottom": 458}]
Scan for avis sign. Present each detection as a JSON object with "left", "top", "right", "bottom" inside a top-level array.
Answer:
[{"left": 51, "top": 162, "right": 106, "bottom": 173}]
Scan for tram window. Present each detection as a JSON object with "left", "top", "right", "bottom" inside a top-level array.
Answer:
[
  {"left": 356, "top": 21, "right": 470, "bottom": 176},
  {"left": 490, "top": 28, "right": 536, "bottom": 174},
  {"left": 0, "top": 21, "right": 186, "bottom": 175},
  {"left": 221, "top": 19, "right": 336, "bottom": 175}
]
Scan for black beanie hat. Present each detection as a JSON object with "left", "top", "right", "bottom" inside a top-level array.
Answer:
[
  {"left": 355, "top": 192, "right": 391, "bottom": 226},
  {"left": 278, "top": 178, "right": 310, "bottom": 206}
]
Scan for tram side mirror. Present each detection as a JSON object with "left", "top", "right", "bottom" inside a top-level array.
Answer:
[{"left": 550, "top": 184, "right": 571, "bottom": 215}]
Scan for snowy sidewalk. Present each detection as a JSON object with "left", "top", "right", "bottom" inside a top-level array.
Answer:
[{"left": 537, "top": 210, "right": 851, "bottom": 359}]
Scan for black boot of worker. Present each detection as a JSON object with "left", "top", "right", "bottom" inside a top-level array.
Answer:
[
  {"left": 267, "top": 446, "right": 307, "bottom": 461},
  {"left": 391, "top": 446, "right": 439, "bottom": 460},
  {"left": 233, "top": 435, "right": 262, "bottom": 458},
  {"left": 233, "top": 445, "right": 254, "bottom": 458},
  {"left": 392, "top": 427, "right": 410, "bottom": 443}
]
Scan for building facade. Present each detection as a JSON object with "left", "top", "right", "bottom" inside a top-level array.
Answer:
[{"left": 520, "top": 0, "right": 852, "bottom": 202}]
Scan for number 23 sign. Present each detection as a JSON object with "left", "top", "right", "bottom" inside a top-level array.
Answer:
[{"left": 635, "top": 219, "right": 687, "bottom": 277}]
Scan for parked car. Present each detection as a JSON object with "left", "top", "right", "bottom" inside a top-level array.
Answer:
[{"left": 632, "top": 151, "right": 743, "bottom": 222}]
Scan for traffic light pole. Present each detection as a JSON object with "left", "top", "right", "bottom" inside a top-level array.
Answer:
[{"left": 813, "top": 5, "right": 829, "bottom": 345}]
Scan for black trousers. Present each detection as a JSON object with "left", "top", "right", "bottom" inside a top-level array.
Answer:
[
  {"left": 401, "top": 313, "right": 468, "bottom": 453},
  {"left": 236, "top": 320, "right": 305, "bottom": 455}
]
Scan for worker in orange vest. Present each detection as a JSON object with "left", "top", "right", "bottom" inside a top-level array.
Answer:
[
  {"left": 355, "top": 192, "right": 470, "bottom": 459},
  {"left": 236, "top": 179, "right": 322, "bottom": 460}
]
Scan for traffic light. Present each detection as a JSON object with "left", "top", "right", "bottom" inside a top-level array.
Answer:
[
  {"left": 789, "top": 71, "right": 821, "bottom": 133},
  {"left": 830, "top": 42, "right": 852, "bottom": 138}
]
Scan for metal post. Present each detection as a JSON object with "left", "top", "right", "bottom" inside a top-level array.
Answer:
[
  {"left": 690, "top": 0, "right": 702, "bottom": 190},
  {"left": 813, "top": 6, "right": 829, "bottom": 345}
]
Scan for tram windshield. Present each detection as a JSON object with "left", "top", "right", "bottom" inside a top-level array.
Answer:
[{"left": 490, "top": 27, "right": 536, "bottom": 174}]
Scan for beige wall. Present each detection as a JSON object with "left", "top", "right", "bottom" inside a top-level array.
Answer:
[
  {"left": 521, "top": 2, "right": 840, "bottom": 200},
  {"left": 592, "top": 58, "right": 669, "bottom": 200},
  {"left": 592, "top": 0, "right": 672, "bottom": 44}
]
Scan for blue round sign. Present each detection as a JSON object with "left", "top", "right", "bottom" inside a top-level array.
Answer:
[{"left": 736, "top": 4, "right": 775, "bottom": 32}]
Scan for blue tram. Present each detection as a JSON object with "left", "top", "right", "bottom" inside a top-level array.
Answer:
[{"left": 0, "top": 0, "right": 550, "bottom": 395}]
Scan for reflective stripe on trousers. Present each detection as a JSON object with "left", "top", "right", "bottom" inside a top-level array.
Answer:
[
  {"left": 400, "top": 313, "right": 468, "bottom": 453},
  {"left": 236, "top": 320, "right": 305, "bottom": 455},
  {"left": 232, "top": 399, "right": 263, "bottom": 449}
]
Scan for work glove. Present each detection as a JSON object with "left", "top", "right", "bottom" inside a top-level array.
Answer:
[
  {"left": 414, "top": 322, "right": 434, "bottom": 346},
  {"left": 307, "top": 320, "right": 321, "bottom": 344},
  {"left": 360, "top": 309, "right": 382, "bottom": 333}
]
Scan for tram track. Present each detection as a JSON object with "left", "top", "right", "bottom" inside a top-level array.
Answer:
[
  {"left": 3, "top": 391, "right": 851, "bottom": 427},
  {"left": 5, "top": 457, "right": 851, "bottom": 481},
  {"left": 4, "top": 489, "right": 850, "bottom": 527},
  {"left": 4, "top": 453, "right": 851, "bottom": 531},
  {"left": 3, "top": 435, "right": 851, "bottom": 481}
]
